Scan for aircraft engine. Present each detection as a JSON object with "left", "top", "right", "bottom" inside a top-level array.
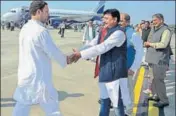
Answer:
[{"left": 48, "top": 18, "right": 61, "bottom": 28}]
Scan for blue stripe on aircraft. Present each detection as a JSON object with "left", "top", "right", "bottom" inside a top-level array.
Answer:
[{"left": 97, "top": 5, "right": 104, "bottom": 14}]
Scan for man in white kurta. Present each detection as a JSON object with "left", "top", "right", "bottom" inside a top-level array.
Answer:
[
  {"left": 72, "top": 11, "right": 144, "bottom": 116},
  {"left": 71, "top": 9, "right": 130, "bottom": 116},
  {"left": 77, "top": 28, "right": 143, "bottom": 115},
  {"left": 82, "top": 20, "right": 97, "bottom": 45},
  {"left": 119, "top": 13, "right": 144, "bottom": 115},
  {"left": 13, "top": 1, "right": 68, "bottom": 116}
]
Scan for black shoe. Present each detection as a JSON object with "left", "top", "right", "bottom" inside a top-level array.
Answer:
[
  {"left": 98, "top": 99, "right": 113, "bottom": 109},
  {"left": 110, "top": 105, "right": 113, "bottom": 109},
  {"left": 148, "top": 96, "right": 160, "bottom": 102},
  {"left": 153, "top": 102, "right": 169, "bottom": 108},
  {"left": 98, "top": 99, "right": 101, "bottom": 104}
]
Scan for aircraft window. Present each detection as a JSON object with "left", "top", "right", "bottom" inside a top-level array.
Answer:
[
  {"left": 25, "top": 10, "right": 29, "bottom": 12},
  {"left": 10, "top": 10, "right": 16, "bottom": 13},
  {"left": 21, "top": 9, "right": 25, "bottom": 13}
]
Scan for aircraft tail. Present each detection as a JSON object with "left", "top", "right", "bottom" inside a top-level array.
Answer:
[{"left": 92, "top": 1, "right": 105, "bottom": 14}]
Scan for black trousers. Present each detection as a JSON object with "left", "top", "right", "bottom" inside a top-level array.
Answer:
[
  {"left": 61, "top": 28, "right": 65, "bottom": 37},
  {"left": 10, "top": 26, "right": 14, "bottom": 31}
]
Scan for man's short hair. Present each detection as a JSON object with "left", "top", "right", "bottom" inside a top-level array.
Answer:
[
  {"left": 89, "top": 19, "right": 94, "bottom": 22},
  {"left": 141, "top": 20, "right": 145, "bottom": 24},
  {"left": 145, "top": 21, "right": 150, "bottom": 25},
  {"left": 103, "top": 9, "right": 120, "bottom": 22},
  {"left": 123, "top": 13, "right": 130, "bottom": 22},
  {"left": 30, "top": 0, "right": 48, "bottom": 15},
  {"left": 152, "top": 13, "right": 164, "bottom": 21}
]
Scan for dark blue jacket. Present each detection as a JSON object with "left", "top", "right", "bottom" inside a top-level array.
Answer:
[{"left": 98, "top": 25, "right": 127, "bottom": 82}]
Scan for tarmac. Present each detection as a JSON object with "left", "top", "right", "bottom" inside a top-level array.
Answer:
[{"left": 1, "top": 28, "right": 175, "bottom": 116}]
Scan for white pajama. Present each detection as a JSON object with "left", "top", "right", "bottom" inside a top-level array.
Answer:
[
  {"left": 80, "top": 27, "right": 143, "bottom": 113},
  {"left": 13, "top": 99, "right": 62, "bottom": 116},
  {"left": 98, "top": 78, "right": 132, "bottom": 108},
  {"left": 99, "top": 79, "right": 120, "bottom": 107},
  {"left": 119, "top": 78, "right": 133, "bottom": 106},
  {"left": 80, "top": 29, "right": 132, "bottom": 108},
  {"left": 13, "top": 19, "right": 67, "bottom": 116}
]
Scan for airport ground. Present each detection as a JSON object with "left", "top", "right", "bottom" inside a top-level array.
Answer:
[{"left": 1, "top": 28, "right": 175, "bottom": 116}]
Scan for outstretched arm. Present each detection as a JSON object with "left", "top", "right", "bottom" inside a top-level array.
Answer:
[
  {"left": 71, "top": 30, "right": 126, "bottom": 62},
  {"left": 38, "top": 30, "right": 68, "bottom": 67}
]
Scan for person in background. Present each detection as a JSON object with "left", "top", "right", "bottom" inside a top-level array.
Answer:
[
  {"left": 119, "top": 13, "right": 144, "bottom": 115},
  {"left": 170, "top": 28, "right": 175, "bottom": 63},
  {"left": 10, "top": 21, "right": 15, "bottom": 31},
  {"left": 144, "top": 13, "right": 171, "bottom": 108},
  {"left": 141, "top": 20, "right": 145, "bottom": 25},
  {"left": 142, "top": 21, "right": 151, "bottom": 43},
  {"left": 1, "top": 21, "right": 5, "bottom": 30},
  {"left": 140, "top": 21, "right": 145, "bottom": 35},
  {"left": 6, "top": 22, "right": 11, "bottom": 30},
  {"left": 96, "top": 22, "right": 104, "bottom": 35},
  {"left": 82, "top": 19, "right": 97, "bottom": 45},
  {"left": 141, "top": 21, "right": 152, "bottom": 65},
  {"left": 60, "top": 21, "right": 66, "bottom": 38},
  {"left": 77, "top": 24, "right": 82, "bottom": 32},
  {"left": 73, "top": 24, "right": 78, "bottom": 32},
  {"left": 134, "top": 24, "right": 142, "bottom": 36}
]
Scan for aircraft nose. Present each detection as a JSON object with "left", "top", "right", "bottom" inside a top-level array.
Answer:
[{"left": 2, "top": 13, "right": 14, "bottom": 20}]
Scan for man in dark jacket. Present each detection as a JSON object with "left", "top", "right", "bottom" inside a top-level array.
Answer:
[
  {"left": 70, "top": 9, "right": 132, "bottom": 116},
  {"left": 142, "top": 21, "right": 151, "bottom": 43}
]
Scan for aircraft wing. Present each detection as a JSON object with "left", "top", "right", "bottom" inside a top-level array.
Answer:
[{"left": 58, "top": 15, "right": 90, "bottom": 21}]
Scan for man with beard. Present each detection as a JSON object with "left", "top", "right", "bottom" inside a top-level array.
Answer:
[{"left": 12, "top": 1, "right": 72, "bottom": 116}]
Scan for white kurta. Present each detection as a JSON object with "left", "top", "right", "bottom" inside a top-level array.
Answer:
[
  {"left": 82, "top": 26, "right": 94, "bottom": 45},
  {"left": 130, "top": 32, "right": 144, "bottom": 72},
  {"left": 80, "top": 30, "right": 126, "bottom": 107},
  {"left": 80, "top": 30, "right": 126, "bottom": 59},
  {"left": 80, "top": 29, "right": 144, "bottom": 108},
  {"left": 13, "top": 19, "right": 67, "bottom": 105}
]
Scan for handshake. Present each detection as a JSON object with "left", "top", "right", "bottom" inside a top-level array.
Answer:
[{"left": 67, "top": 49, "right": 81, "bottom": 64}]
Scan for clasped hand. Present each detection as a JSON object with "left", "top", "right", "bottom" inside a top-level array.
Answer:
[{"left": 67, "top": 49, "right": 81, "bottom": 64}]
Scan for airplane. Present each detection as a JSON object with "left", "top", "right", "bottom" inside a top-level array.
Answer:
[
  {"left": 1, "top": 6, "right": 30, "bottom": 28},
  {"left": 1, "top": 1, "right": 105, "bottom": 28},
  {"left": 48, "top": 1, "right": 105, "bottom": 27}
]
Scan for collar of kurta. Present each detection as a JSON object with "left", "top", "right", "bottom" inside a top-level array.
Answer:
[
  {"left": 154, "top": 23, "right": 166, "bottom": 31},
  {"left": 30, "top": 19, "right": 45, "bottom": 27}
]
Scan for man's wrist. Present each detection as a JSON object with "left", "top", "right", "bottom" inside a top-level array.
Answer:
[
  {"left": 78, "top": 52, "right": 81, "bottom": 59},
  {"left": 149, "top": 43, "right": 156, "bottom": 48}
]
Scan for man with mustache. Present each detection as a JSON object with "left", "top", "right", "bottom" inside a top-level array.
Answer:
[{"left": 71, "top": 9, "right": 132, "bottom": 116}]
